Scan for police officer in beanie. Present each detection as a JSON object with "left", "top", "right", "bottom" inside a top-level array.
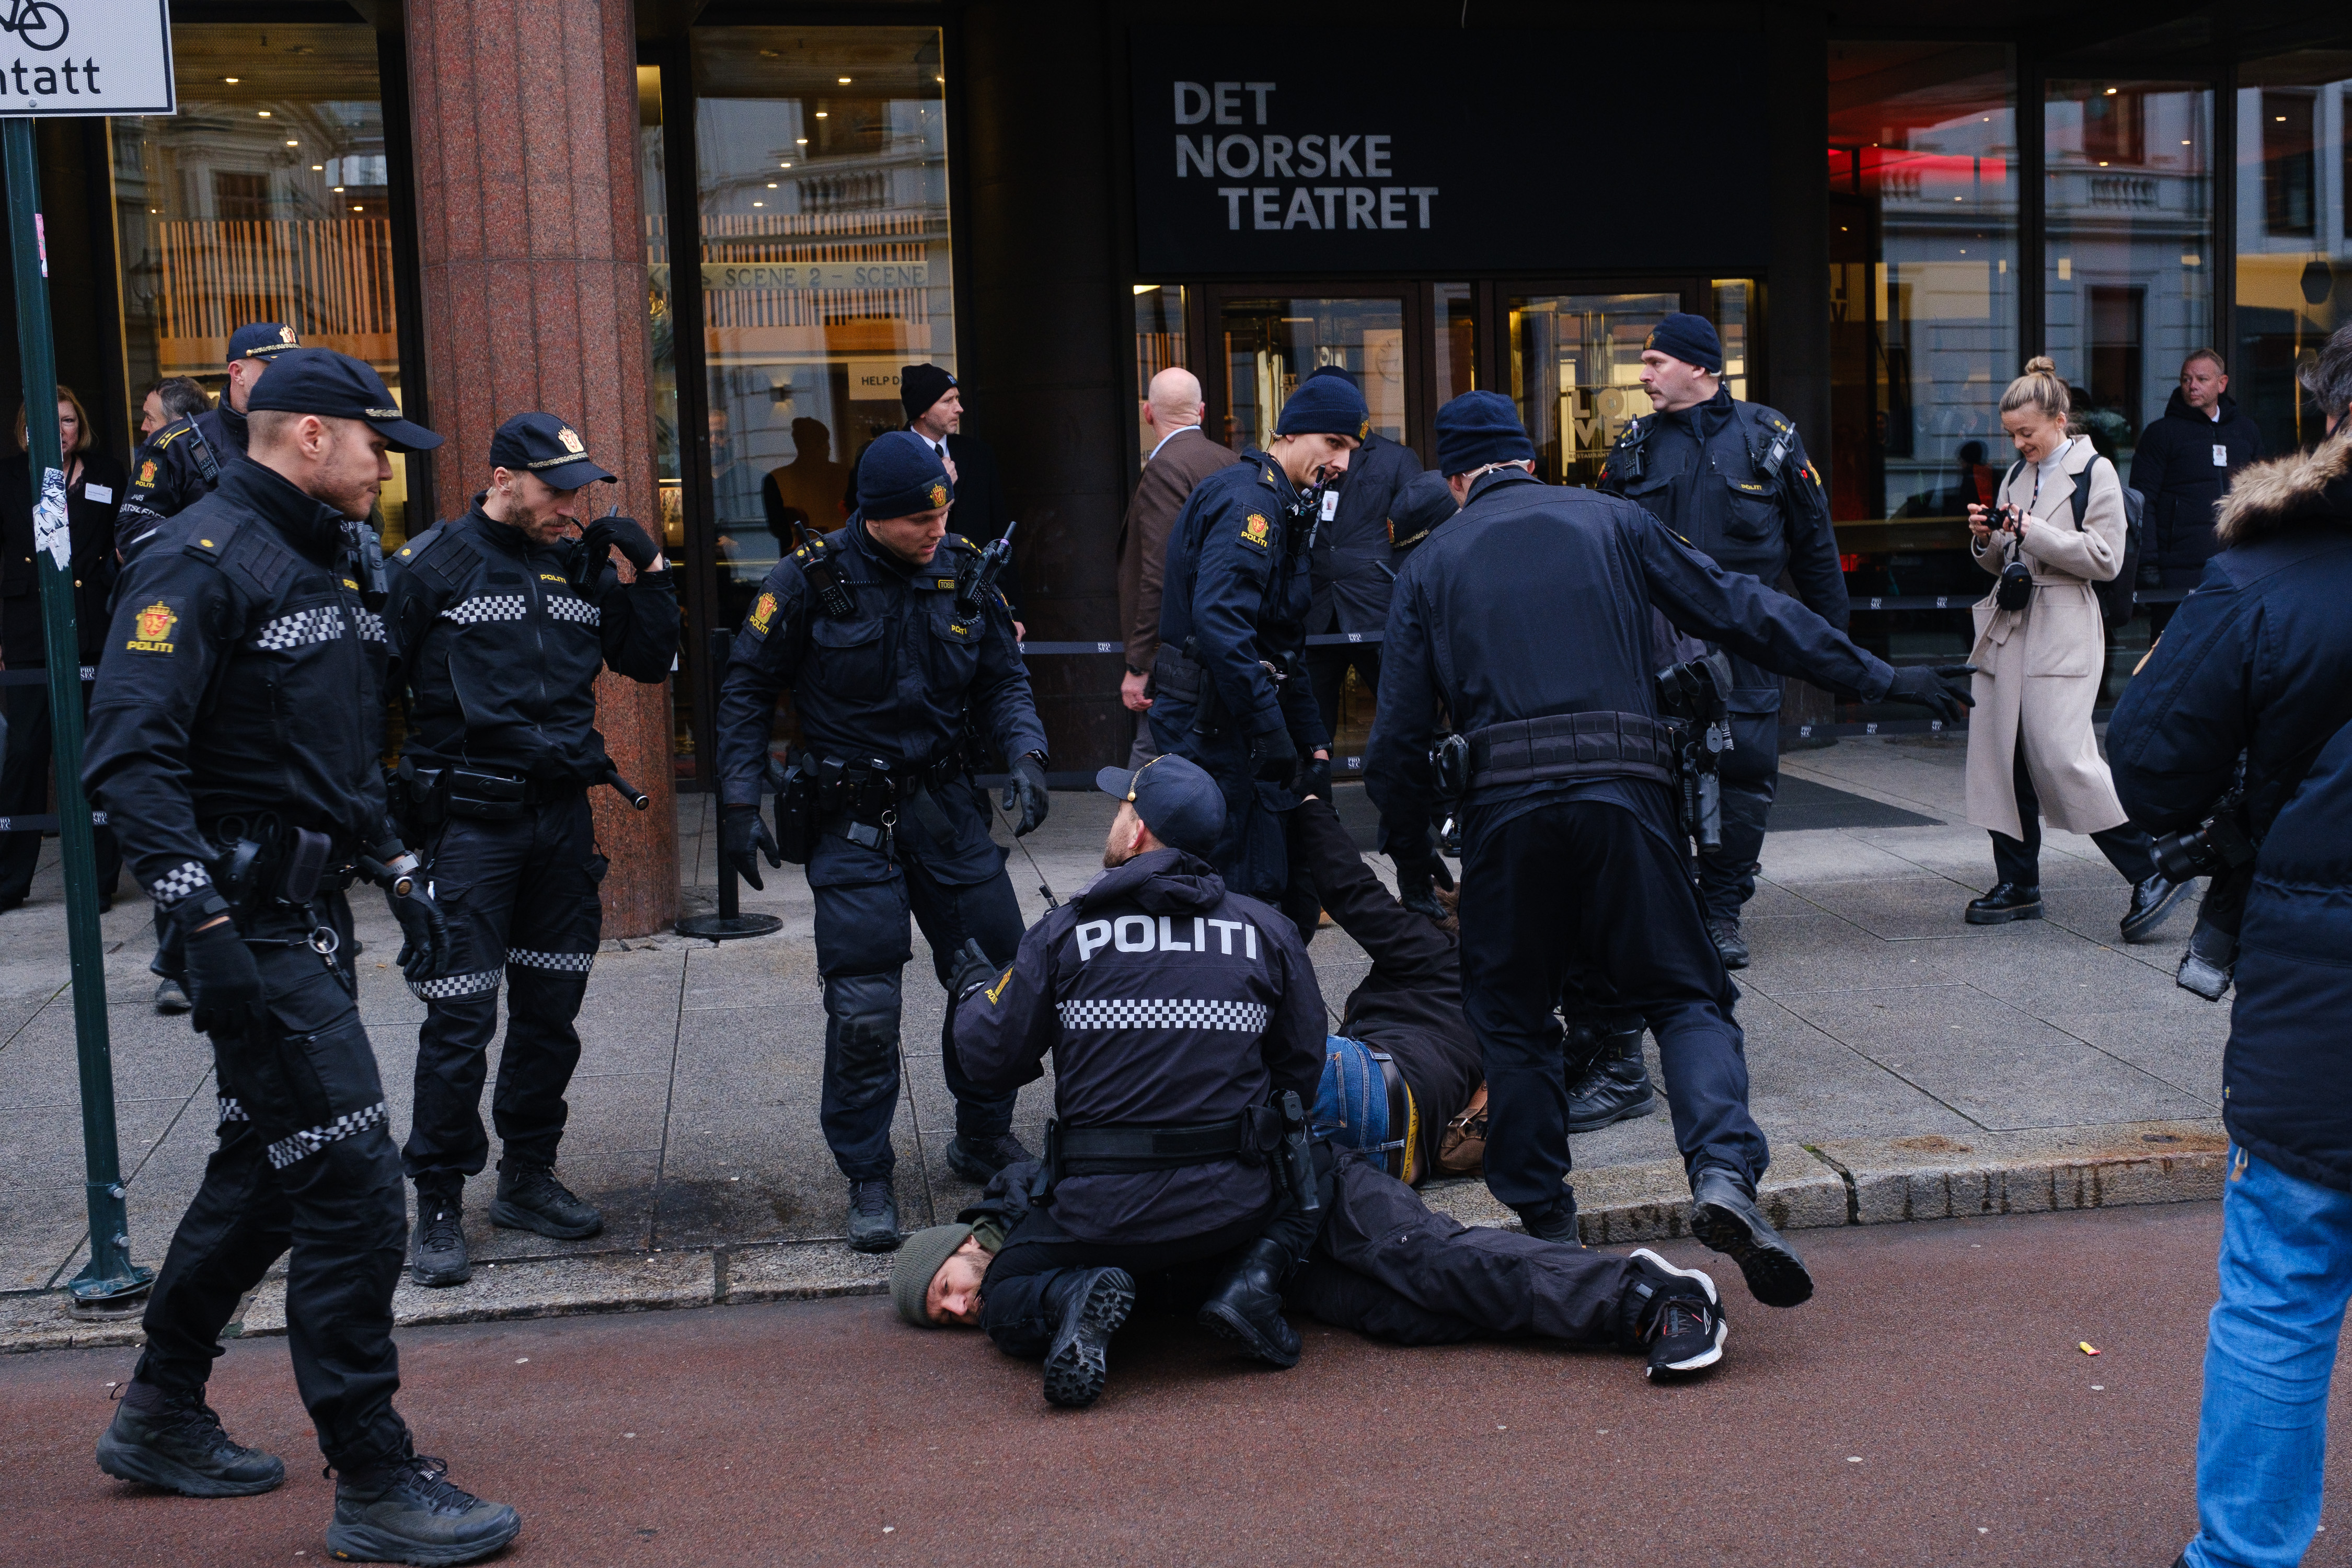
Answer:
[
  {"left": 1150, "top": 374, "right": 1359, "bottom": 928},
  {"left": 717, "top": 430, "right": 1051, "bottom": 1252},
  {"left": 1367, "top": 391, "right": 1972, "bottom": 1309},
  {"left": 1298, "top": 365, "right": 1419, "bottom": 745},
  {"left": 949, "top": 752, "right": 1331, "bottom": 1408},
  {"left": 901, "top": 362, "right": 1017, "bottom": 616},
  {"left": 384, "top": 413, "right": 680, "bottom": 1287},
  {"left": 117, "top": 322, "right": 305, "bottom": 562},
  {"left": 1599, "top": 313, "right": 1847, "bottom": 972},
  {"left": 80, "top": 349, "right": 522, "bottom": 1563}
]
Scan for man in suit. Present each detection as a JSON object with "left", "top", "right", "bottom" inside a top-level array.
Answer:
[
  {"left": 903, "top": 363, "right": 1019, "bottom": 622},
  {"left": 1115, "top": 367, "right": 1234, "bottom": 766}
]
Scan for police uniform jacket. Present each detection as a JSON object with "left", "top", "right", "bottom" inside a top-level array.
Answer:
[
  {"left": 118, "top": 405, "right": 246, "bottom": 560},
  {"left": 83, "top": 457, "right": 400, "bottom": 906},
  {"left": 1599, "top": 385, "right": 1847, "bottom": 717},
  {"left": 1, "top": 449, "right": 122, "bottom": 667},
  {"left": 386, "top": 500, "right": 680, "bottom": 784},
  {"left": 1155, "top": 449, "right": 1328, "bottom": 747},
  {"left": 954, "top": 846, "right": 1327, "bottom": 1246},
  {"left": 1365, "top": 468, "right": 1896, "bottom": 849},
  {"left": 1307, "top": 431, "right": 1417, "bottom": 635}
]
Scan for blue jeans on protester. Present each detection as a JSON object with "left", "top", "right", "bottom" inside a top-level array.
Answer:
[{"left": 2183, "top": 1146, "right": 2352, "bottom": 1568}]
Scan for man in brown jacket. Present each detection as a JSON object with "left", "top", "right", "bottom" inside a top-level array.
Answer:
[{"left": 1116, "top": 367, "right": 1236, "bottom": 766}]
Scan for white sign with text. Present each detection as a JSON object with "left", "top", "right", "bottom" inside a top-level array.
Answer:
[{"left": 0, "top": 0, "right": 173, "bottom": 119}]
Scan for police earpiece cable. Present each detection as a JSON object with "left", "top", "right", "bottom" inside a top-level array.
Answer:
[{"left": 988, "top": 789, "right": 1061, "bottom": 910}]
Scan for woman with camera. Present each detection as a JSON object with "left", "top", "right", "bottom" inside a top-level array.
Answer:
[{"left": 1960, "top": 358, "right": 2189, "bottom": 941}]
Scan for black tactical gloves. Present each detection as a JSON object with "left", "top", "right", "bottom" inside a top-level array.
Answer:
[
  {"left": 580, "top": 514, "right": 661, "bottom": 572},
  {"left": 948, "top": 936, "right": 1001, "bottom": 1001},
  {"left": 1292, "top": 752, "right": 1332, "bottom": 800},
  {"left": 1002, "top": 752, "right": 1051, "bottom": 837},
  {"left": 722, "top": 803, "right": 782, "bottom": 891},
  {"left": 181, "top": 915, "right": 267, "bottom": 1037},
  {"left": 387, "top": 881, "right": 454, "bottom": 984},
  {"left": 1390, "top": 832, "right": 1457, "bottom": 923},
  {"left": 1248, "top": 726, "right": 1299, "bottom": 783},
  {"left": 1883, "top": 664, "right": 1979, "bottom": 722}
]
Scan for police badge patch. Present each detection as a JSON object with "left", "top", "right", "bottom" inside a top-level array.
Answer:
[
  {"left": 137, "top": 459, "right": 157, "bottom": 489},
  {"left": 1241, "top": 514, "right": 1271, "bottom": 549},
  {"left": 929, "top": 481, "right": 949, "bottom": 509},
  {"left": 127, "top": 599, "right": 178, "bottom": 653},
  {"left": 748, "top": 591, "right": 778, "bottom": 635},
  {"left": 557, "top": 426, "right": 585, "bottom": 454}
]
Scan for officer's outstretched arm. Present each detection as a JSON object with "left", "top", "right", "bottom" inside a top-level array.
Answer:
[
  {"left": 1778, "top": 433, "right": 1852, "bottom": 629},
  {"left": 1362, "top": 569, "right": 1443, "bottom": 847},
  {"left": 1630, "top": 508, "right": 1894, "bottom": 702},
  {"left": 1190, "top": 520, "right": 1285, "bottom": 734},
  {"left": 713, "top": 564, "right": 808, "bottom": 808},
  {"left": 952, "top": 914, "right": 1068, "bottom": 1096}
]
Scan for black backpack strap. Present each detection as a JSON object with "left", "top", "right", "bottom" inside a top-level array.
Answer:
[{"left": 2069, "top": 455, "right": 2102, "bottom": 530}]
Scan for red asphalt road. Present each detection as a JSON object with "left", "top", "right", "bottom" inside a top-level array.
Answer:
[{"left": 7, "top": 1204, "right": 2351, "bottom": 1567}]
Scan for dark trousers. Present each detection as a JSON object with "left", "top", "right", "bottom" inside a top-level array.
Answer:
[
  {"left": 402, "top": 792, "right": 604, "bottom": 1187},
  {"left": 1459, "top": 793, "right": 1769, "bottom": 1211},
  {"left": 1990, "top": 746, "right": 2157, "bottom": 888},
  {"left": 135, "top": 894, "right": 411, "bottom": 1470},
  {"left": 0, "top": 679, "right": 121, "bottom": 905},
  {"left": 1305, "top": 641, "right": 1380, "bottom": 754},
  {"left": 1696, "top": 710, "right": 1777, "bottom": 926},
  {"left": 1288, "top": 1156, "right": 1643, "bottom": 1348},
  {"left": 811, "top": 845, "right": 1025, "bottom": 1180}
]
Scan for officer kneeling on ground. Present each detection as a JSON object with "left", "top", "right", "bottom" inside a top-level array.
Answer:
[
  {"left": 82, "top": 349, "right": 520, "bottom": 1565},
  {"left": 386, "top": 413, "right": 680, "bottom": 1287},
  {"left": 1367, "top": 391, "right": 1974, "bottom": 1311},
  {"left": 717, "top": 431, "right": 1052, "bottom": 1253},
  {"left": 947, "top": 755, "right": 1331, "bottom": 1406}
]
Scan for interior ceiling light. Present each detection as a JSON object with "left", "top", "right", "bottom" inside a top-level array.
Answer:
[
  {"left": 352, "top": 205, "right": 362, "bottom": 212},
  {"left": 766, "top": 182, "right": 777, "bottom": 188},
  {"left": 752, "top": 200, "right": 765, "bottom": 207},
  {"left": 311, "top": 164, "right": 322, "bottom": 170},
  {"left": 224, "top": 76, "right": 239, "bottom": 83},
  {"left": 2105, "top": 87, "right": 2118, "bottom": 95},
  {"left": 814, "top": 111, "right": 827, "bottom": 118},
  {"left": 837, "top": 76, "right": 851, "bottom": 84},
  {"left": 795, "top": 137, "right": 808, "bottom": 144},
  {"left": 285, "top": 140, "right": 297, "bottom": 146},
  {"left": 781, "top": 160, "right": 792, "bottom": 168},
  {"left": 332, "top": 186, "right": 343, "bottom": 192},
  {"left": 258, "top": 110, "right": 271, "bottom": 117}
]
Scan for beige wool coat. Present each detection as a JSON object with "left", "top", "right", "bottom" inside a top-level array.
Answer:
[{"left": 1963, "top": 439, "right": 2130, "bottom": 840}]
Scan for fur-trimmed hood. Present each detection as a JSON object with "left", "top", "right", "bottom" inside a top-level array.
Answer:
[{"left": 2215, "top": 430, "right": 2352, "bottom": 546}]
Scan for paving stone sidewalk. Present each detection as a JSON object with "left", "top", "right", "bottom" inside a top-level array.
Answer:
[{"left": 0, "top": 734, "right": 2230, "bottom": 1348}]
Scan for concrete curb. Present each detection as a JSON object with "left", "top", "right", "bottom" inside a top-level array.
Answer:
[{"left": 0, "top": 1119, "right": 2226, "bottom": 1356}]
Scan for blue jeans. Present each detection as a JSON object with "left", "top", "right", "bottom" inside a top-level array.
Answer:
[{"left": 2184, "top": 1147, "right": 2352, "bottom": 1568}]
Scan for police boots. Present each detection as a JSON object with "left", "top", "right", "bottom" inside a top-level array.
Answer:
[
  {"left": 1564, "top": 1021, "right": 1658, "bottom": 1134},
  {"left": 95, "top": 1380, "right": 286, "bottom": 1497},
  {"left": 1196, "top": 1238, "right": 1302, "bottom": 1368},
  {"left": 1041, "top": 1267, "right": 1136, "bottom": 1409},
  {"left": 411, "top": 1182, "right": 470, "bottom": 1289},
  {"left": 846, "top": 1176, "right": 901, "bottom": 1253},
  {"left": 328, "top": 1447, "right": 522, "bottom": 1565},
  {"left": 1689, "top": 1167, "right": 1815, "bottom": 1309},
  {"left": 490, "top": 1160, "right": 603, "bottom": 1240}
]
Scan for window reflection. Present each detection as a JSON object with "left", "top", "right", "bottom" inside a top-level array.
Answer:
[
  {"left": 1505, "top": 292, "right": 1678, "bottom": 489},
  {"left": 2236, "top": 56, "right": 2352, "bottom": 456},
  {"left": 1218, "top": 297, "right": 1406, "bottom": 451},
  {"left": 1133, "top": 283, "right": 1187, "bottom": 462}
]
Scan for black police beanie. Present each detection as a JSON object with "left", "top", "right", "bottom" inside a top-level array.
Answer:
[
  {"left": 901, "top": 363, "right": 957, "bottom": 423},
  {"left": 1645, "top": 313, "right": 1724, "bottom": 374},
  {"left": 1433, "top": 390, "right": 1535, "bottom": 477},
  {"left": 1275, "top": 374, "right": 1368, "bottom": 439},
  {"left": 856, "top": 429, "right": 955, "bottom": 519},
  {"left": 1388, "top": 469, "right": 1458, "bottom": 546}
]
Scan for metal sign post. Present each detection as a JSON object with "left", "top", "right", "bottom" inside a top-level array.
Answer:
[
  {"left": 678, "top": 629, "right": 782, "bottom": 941},
  {"left": 3, "top": 118, "right": 149, "bottom": 1309}
]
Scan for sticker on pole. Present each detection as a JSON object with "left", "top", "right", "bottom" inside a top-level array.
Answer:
[
  {"left": 0, "top": 2, "right": 176, "bottom": 119},
  {"left": 33, "top": 465, "right": 67, "bottom": 568}
]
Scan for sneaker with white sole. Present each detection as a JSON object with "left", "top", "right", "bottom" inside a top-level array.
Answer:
[{"left": 1626, "top": 1247, "right": 1727, "bottom": 1382}]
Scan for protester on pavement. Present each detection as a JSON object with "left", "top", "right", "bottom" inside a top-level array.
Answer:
[
  {"left": 1962, "top": 358, "right": 2189, "bottom": 943},
  {"left": 2131, "top": 349, "right": 2262, "bottom": 602},
  {"left": 2110, "top": 324, "right": 2352, "bottom": 1568},
  {"left": 1115, "top": 368, "right": 1233, "bottom": 766}
]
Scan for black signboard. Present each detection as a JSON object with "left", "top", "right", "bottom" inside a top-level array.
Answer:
[{"left": 1130, "top": 28, "right": 1770, "bottom": 275}]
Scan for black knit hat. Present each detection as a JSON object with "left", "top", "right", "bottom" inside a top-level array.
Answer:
[
  {"left": 1433, "top": 391, "right": 1534, "bottom": 477},
  {"left": 1275, "top": 374, "right": 1368, "bottom": 440},
  {"left": 900, "top": 362, "right": 958, "bottom": 423},
  {"left": 856, "top": 429, "right": 955, "bottom": 519},
  {"left": 1643, "top": 313, "right": 1725, "bottom": 374}
]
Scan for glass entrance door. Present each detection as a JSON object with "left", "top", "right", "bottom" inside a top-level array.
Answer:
[
  {"left": 1505, "top": 290, "right": 1687, "bottom": 488},
  {"left": 1208, "top": 292, "right": 1419, "bottom": 454}
]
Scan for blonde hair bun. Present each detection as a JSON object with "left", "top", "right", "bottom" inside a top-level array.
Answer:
[
  {"left": 2023, "top": 356, "right": 2059, "bottom": 377},
  {"left": 2001, "top": 358, "right": 2072, "bottom": 421}
]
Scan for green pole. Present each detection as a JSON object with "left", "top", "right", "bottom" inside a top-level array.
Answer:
[{"left": 4, "top": 117, "right": 151, "bottom": 1309}]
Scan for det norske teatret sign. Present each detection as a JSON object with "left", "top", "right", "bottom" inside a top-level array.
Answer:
[
  {"left": 0, "top": 0, "right": 174, "bottom": 117},
  {"left": 1129, "top": 29, "right": 1768, "bottom": 275}
]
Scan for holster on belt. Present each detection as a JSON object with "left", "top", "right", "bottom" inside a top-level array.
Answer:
[{"left": 807, "top": 747, "right": 966, "bottom": 856}]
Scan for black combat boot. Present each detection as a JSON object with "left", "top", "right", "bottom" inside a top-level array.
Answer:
[
  {"left": 328, "top": 1447, "right": 521, "bottom": 1566},
  {"left": 1196, "top": 1239, "right": 1302, "bottom": 1368},
  {"left": 1965, "top": 882, "right": 2042, "bottom": 925},
  {"left": 1041, "top": 1267, "right": 1136, "bottom": 1410},
  {"left": 489, "top": 1160, "right": 603, "bottom": 1240},
  {"left": 846, "top": 1176, "right": 901, "bottom": 1253},
  {"left": 1689, "top": 1167, "right": 1814, "bottom": 1308},
  {"left": 410, "top": 1183, "right": 469, "bottom": 1289},
  {"left": 2122, "top": 873, "right": 2194, "bottom": 943},
  {"left": 1705, "top": 917, "right": 1750, "bottom": 969},
  {"left": 1622, "top": 1248, "right": 1727, "bottom": 1383},
  {"left": 944, "top": 1132, "right": 1035, "bottom": 1185},
  {"left": 95, "top": 1381, "right": 286, "bottom": 1496},
  {"left": 153, "top": 976, "right": 191, "bottom": 1014},
  {"left": 1515, "top": 1193, "right": 1581, "bottom": 1246},
  {"left": 1564, "top": 1023, "right": 1657, "bottom": 1134}
]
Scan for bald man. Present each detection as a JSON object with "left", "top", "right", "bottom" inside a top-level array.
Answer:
[{"left": 1116, "top": 368, "right": 1239, "bottom": 766}]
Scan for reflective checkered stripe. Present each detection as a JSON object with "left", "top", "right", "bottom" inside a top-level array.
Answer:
[
  {"left": 508, "top": 948, "right": 595, "bottom": 974},
  {"left": 251, "top": 605, "right": 347, "bottom": 651},
  {"left": 408, "top": 967, "right": 503, "bottom": 1001},
  {"left": 264, "top": 1101, "right": 388, "bottom": 1170},
  {"left": 542, "top": 595, "right": 601, "bottom": 627},
  {"left": 441, "top": 595, "right": 527, "bottom": 625},
  {"left": 1055, "top": 998, "right": 1272, "bottom": 1032},
  {"left": 353, "top": 609, "right": 387, "bottom": 643},
  {"left": 217, "top": 1096, "right": 248, "bottom": 1124},
  {"left": 149, "top": 861, "right": 211, "bottom": 903}
]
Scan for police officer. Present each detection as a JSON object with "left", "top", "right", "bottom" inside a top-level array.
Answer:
[
  {"left": 1599, "top": 313, "right": 1847, "bottom": 971},
  {"left": 80, "top": 349, "right": 521, "bottom": 1563},
  {"left": 117, "top": 322, "right": 304, "bottom": 560},
  {"left": 1299, "top": 366, "right": 1419, "bottom": 744},
  {"left": 1150, "top": 375, "right": 1359, "bottom": 928},
  {"left": 951, "top": 753, "right": 1330, "bottom": 1407},
  {"left": 1367, "top": 391, "right": 1973, "bottom": 1309},
  {"left": 716, "top": 431, "right": 1051, "bottom": 1252},
  {"left": 385, "top": 413, "right": 680, "bottom": 1287}
]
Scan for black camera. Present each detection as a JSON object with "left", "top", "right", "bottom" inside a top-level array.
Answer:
[
  {"left": 2151, "top": 809, "right": 2257, "bottom": 883},
  {"left": 2151, "top": 764, "right": 2258, "bottom": 1001}
]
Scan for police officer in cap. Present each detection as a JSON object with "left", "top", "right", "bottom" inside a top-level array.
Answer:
[
  {"left": 951, "top": 752, "right": 1330, "bottom": 1407},
  {"left": 117, "top": 322, "right": 304, "bottom": 561},
  {"left": 1298, "top": 365, "right": 1419, "bottom": 745},
  {"left": 1367, "top": 391, "right": 1973, "bottom": 1310},
  {"left": 1599, "top": 313, "right": 1847, "bottom": 972},
  {"left": 717, "top": 430, "right": 1051, "bottom": 1252},
  {"left": 1150, "top": 374, "right": 1358, "bottom": 927},
  {"left": 385, "top": 413, "right": 680, "bottom": 1287},
  {"left": 82, "top": 348, "right": 521, "bottom": 1563}
]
